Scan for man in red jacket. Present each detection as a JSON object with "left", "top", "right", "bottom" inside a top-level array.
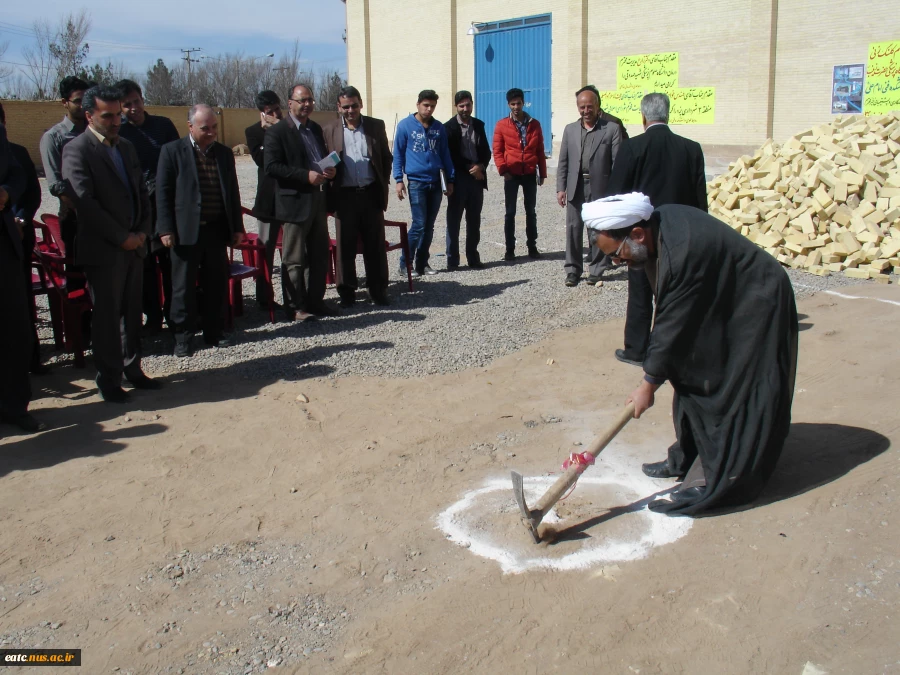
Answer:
[{"left": 492, "top": 88, "right": 547, "bottom": 261}]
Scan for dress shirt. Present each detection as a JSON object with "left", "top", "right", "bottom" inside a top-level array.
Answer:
[
  {"left": 341, "top": 117, "right": 373, "bottom": 188},
  {"left": 289, "top": 112, "right": 324, "bottom": 166},
  {"left": 39, "top": 115, "right": 84, "bottom": 196},
  {"left": 579, "top": 119, "right": 598, "bottom": 175},
  {"left": 456, "top": 115, "right": 479, "bottom": 164},
  {"left": 87, "top": 125, "right": 134, "bottom": 225}
]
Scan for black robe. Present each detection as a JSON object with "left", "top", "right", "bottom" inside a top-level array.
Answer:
[{"left": 643, "top": 204, "right": 798, "bottom": 516}]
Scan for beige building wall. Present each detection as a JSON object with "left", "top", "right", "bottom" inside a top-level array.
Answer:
[
  {"left": 586, "top": 0, "right": 777, "bottom": 146},
  {"left": 772, "top": 2, "right": 900, "bottom": 142},
  {"left": 346, "top": 0, "right": 897, "bottom": 161}
]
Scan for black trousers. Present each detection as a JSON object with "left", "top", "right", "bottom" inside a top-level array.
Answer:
[
  {"left": 83, "top": 250, "right": 144, "bottom": 390},
  {"left": 334, "top": 184, "right": 388, "bottom": 297},
  {"left": 503, "top": 173, "right": 537, "bottom": 251},
  {"left": 142, "top": 247, "right": 171, "bottom": 327},
  {"left": 624, "top": 266, "right": 654, "bottom": 359},
  {"left": 445, "top": 171, "right": 485, "bottom": 267},
  {"left": 0, "top": 227, "right": 32, "bottom": 417},
  {"left": 170, "top": 224, "right": 229, "bottom": 341}
]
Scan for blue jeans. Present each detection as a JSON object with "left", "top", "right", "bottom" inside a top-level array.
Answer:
[{"left": 400, "top": 180, "right": 443, "bottom": 272}]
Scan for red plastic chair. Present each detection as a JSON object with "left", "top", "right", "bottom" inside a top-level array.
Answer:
[
  {"left": 328, "top": 219, "right": 413, "bottom": 293},
  {"left": 35, "top": 249, "right": 92, "bottom": 367},
  {"left": 30, "top": 221, "right": 64, "bottom": 349},
  {"left": 39, "top": 213, "right": 67, "bottom": 258},
  {"left": 233, "top": 207, "right": 275, "bottom": 325}
]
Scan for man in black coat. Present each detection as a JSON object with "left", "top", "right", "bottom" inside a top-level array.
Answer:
[
  {"left": 587, "top": 197, "right": 797, "bottom": 515},
  {"left": 605, "top": 92, "right": 707, "bottom": 366},
  {"left": 264, "top": 84, "right": 337, "bottom": 321},
  {"left": 245, "top": 90, "right": 283, "bottom": 309},
  {"left": 116, "top": 79, "right": 181, "bottom": 332},
  {"left": 157, "top": 104, "right": 245, "bottom": 357},
  {"left": 444, "top": 90, "right": 491, "bottom": 270},
  {"left": 0, "top": 122, "right": 40, "bottom": 432},
  {"left": 62, "top": 85, "right": 158, "bottom": 403},
  {"left": 0, "top": 103, "right": 47, "bottom": 375},
  {"left": 322, "top": 85, "right": 393, "bottom": 307}
]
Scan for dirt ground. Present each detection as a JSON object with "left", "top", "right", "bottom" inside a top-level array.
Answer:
[{"left": 2, "top": 284, "right": 899, "bottom": 675}]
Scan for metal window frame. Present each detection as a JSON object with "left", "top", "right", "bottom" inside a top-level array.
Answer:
[{"left": 473, "top": 13, "right": 551, "bottom": 35}]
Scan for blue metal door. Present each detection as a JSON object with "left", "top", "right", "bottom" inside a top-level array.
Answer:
[{"left": 474, "top": 16, "right": 552, "bottom": 156}]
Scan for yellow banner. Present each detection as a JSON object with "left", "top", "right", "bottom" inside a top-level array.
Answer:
[
  {"left": 864, "top": 40, "right": 900, "bottom": 115},
  {"left": 616, "top": 52, "right": 679, "bottom": 92},
  {"left": 598, "top": 89, "right": 644, "bottom": 125},
  {"left": 667, "top": 87, "right": 716, "bottom": 125}
]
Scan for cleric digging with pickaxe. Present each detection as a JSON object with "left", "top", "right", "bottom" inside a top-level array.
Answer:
[{"left": 586, "top": 193, "right": 799, "bottom": 515}]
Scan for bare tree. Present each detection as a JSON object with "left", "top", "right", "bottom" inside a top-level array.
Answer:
[
  {"left": 0, "top": 41, "right": 12, "bottom": 85},
  {"left": 21, "top": 10, "right": 92, "bottom": 100}
]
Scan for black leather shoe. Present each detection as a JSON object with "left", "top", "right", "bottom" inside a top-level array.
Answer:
[
  {"left": 174, "top": 335, "right": 193, "bottom": 358},
  {"left": 503, "top": 250, "right": 516, "bottom": 261},
  {"left": 447, "top": 263, "right": 460, "bottom": 271},
  {"left": 467, "top": 259, "right": 485, "bottom": 269},
  {"left": 205, "top": 333, "right": 235, "bottom": 348},
  {"left": 615, "top": 349, "right": 643, "bottom": 367},
  {"left": 307, "top": 304, "right": 340, "bottom": 317},
  {"left": 339, "top": 294, "right": 356, "bottom": 308},
  {"left": 671, "top": 486, "right": 705, "bottom": 502},
  {"left": 99, "top": 386, "right": 129, "bottom": 403},
  {"left": 370, "top": 292, "right": 391, "bottom": 306},
  {"left": 125, "top": 372, "right": 162, "bottom": 390},
  {"left": 30, "top": 362, "right": 51, "bottom": 375},
  {"left": 641, "top": 460, "right": 685, "bottom": 480},
  {"left": 528, "top": 246, "right": 541, "bottom": 259},
  {"left": 565, "top": 273, "right": 580, "bottom": 287},
  {"left": 586, "top": 274, "right": 603, "bottom": 285},
  {"left": 0, "top": 412, "right": 46, "bottom": 433}
]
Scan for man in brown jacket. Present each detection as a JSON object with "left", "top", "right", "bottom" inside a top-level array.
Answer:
[{"left": 322, "top": 85, "right": 393, "bottom": 307}]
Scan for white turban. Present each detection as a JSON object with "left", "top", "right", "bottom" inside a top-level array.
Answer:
[{"left": 582, "top": 192, "right": 654, "bottom": 232}]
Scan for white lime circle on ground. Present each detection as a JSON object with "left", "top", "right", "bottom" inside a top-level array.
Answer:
[{"left": 436, "top": 458, "right": 692, "bottom": 574}]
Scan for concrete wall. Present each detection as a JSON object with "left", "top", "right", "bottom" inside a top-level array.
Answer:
[
  {"left": 347, "top": 0, "right": 900, "bottom": 161},
  {"left": 772, "top": 1, "right": 900, "bottom": 142},
  {"left": 1, "top": 100, "right": 337, "bottom": 171}
]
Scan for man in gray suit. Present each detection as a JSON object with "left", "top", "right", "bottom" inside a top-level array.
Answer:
[
  {"left": 62, "top": 85, "right": 159, "bottom": 403},
  {"left": 557, "top": 85, "right": 623, "bottom": 287}
]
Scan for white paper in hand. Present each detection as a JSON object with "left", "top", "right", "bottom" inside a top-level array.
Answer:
[{"left": 317, "top": 150, "right": 342, "bottom": 172}]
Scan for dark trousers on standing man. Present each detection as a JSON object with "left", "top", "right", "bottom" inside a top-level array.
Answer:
[
  {"left": 503, "top": 173, "right": 537, "bottom": 252},
  {"left": 142, "top": 247, "right": 171, "bottom": 329},
  {"left": 169, "top": 224, "right": 229, "bottom": 343},
  {"left": 0, "top": 228, "right": 33, "bottom": 418},
  {"left": 256, "top": 219, "right": 282, "bottom": 305},
  {"left": 445, "top": 171, "right": 484, "bottom": 268},
  {"left": 83, "top": 250, "right": 144, "bottom": 391},
  {"left": 565, "top": 177, "right": 612, "bottom": 279},
  {"left": 624, "top": 267, "right": 654, "bottom": 360},
  {"left": 281, "top": 190, "right": 329, "bottom": 314},
  {"left": 335, "top": 184, "right": 388, "bottom": 299}
]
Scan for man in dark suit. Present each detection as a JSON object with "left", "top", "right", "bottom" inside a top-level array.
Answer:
[
  {"left": 0, "top": 122, "right": 41, "bottom": 432},
  {"left": 322, "top": 85, "right": 392, "bottom": 307},
  {"left": 444, "top": 90, "right": 491, "bottom": 270},
  {"left": 0, "top": 103, "right": 47, "bottom": 376},
  {"left": 557, "top": 85, "right": 623, "bottom": 287},
  {"left": 606, "top": 92, "right": 707, "bottom": 366},
  {"left": 245, "top": 90, "right": 283, "bottom": 309},
  {"left": 157, "top": 104, "right": 245, "bottom": 358},
  {"left": 264, "top": 83, "right": 337, "bottom": 321},
  {"left": 62, "top": 85, "right": 158, "bottom": 403}
]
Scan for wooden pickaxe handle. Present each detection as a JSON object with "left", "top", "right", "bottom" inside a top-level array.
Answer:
[{"left": 530, "top": 402, "right": 636, "bottom": 520}]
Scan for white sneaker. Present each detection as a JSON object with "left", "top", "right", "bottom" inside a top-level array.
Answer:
[{"left": 421, "top": 266, "right": 438, "bottom": 276}]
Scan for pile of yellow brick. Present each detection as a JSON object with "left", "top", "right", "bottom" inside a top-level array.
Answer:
[{"left": 707, "top": 112, "right": 900, "bottom": 281}]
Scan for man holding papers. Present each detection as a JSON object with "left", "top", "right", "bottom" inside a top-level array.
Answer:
[
  {"left": 323, "top": 85, "right": 393, "bottom": 307},
  {"left": 264, "top": 83, "right": 338, "bottom": 320}
]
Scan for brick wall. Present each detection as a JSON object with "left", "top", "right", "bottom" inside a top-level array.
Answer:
[
  {"left": 772, "top": 2, "right": 900, "bottom": 142},
  {"left": 348, "top": 0, "right": 898, "bottom": 163}
]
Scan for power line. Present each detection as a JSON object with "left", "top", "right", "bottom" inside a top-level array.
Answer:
[{"left": 0, "top": 20, "right": 181, "bottom": 51}]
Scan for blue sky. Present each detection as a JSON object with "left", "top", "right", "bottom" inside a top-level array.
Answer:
[{"left": 0, "top": 1, "right": 347, "bottom": 81}]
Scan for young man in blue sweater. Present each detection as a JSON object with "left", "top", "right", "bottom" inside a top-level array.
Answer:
[{"left": 393, "top": 90, "right": 455, "bottom": 277}]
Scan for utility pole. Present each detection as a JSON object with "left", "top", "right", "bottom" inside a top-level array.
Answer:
[{"left": 181, "top": 48, "right": 202, "bottom": 105}]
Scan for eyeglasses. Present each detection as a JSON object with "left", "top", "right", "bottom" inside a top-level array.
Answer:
[
  {"left": 612, "top": 237, "right": 629, "bottom": 259},
  {"left": 290, "top": 97, "right": 315, "bottom": 105},
  {"left": 67, "top": 98, "right": 83, "bottom": 105},
  {"left": 339, "top": 103, "right": 360, "bottom": 110}
]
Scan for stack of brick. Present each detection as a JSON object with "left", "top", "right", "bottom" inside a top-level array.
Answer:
[{"left": 706, "top": 112, "right": 900, "bottom": 281}]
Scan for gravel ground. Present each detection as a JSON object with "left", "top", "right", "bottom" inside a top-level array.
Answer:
[{"left": 33, "top": 158, "right": 875, "bottom": 380}]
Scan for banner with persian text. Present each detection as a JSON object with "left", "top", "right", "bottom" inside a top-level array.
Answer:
[{"left": 864, "top": 41, "right": 900, "bottom": 116}]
